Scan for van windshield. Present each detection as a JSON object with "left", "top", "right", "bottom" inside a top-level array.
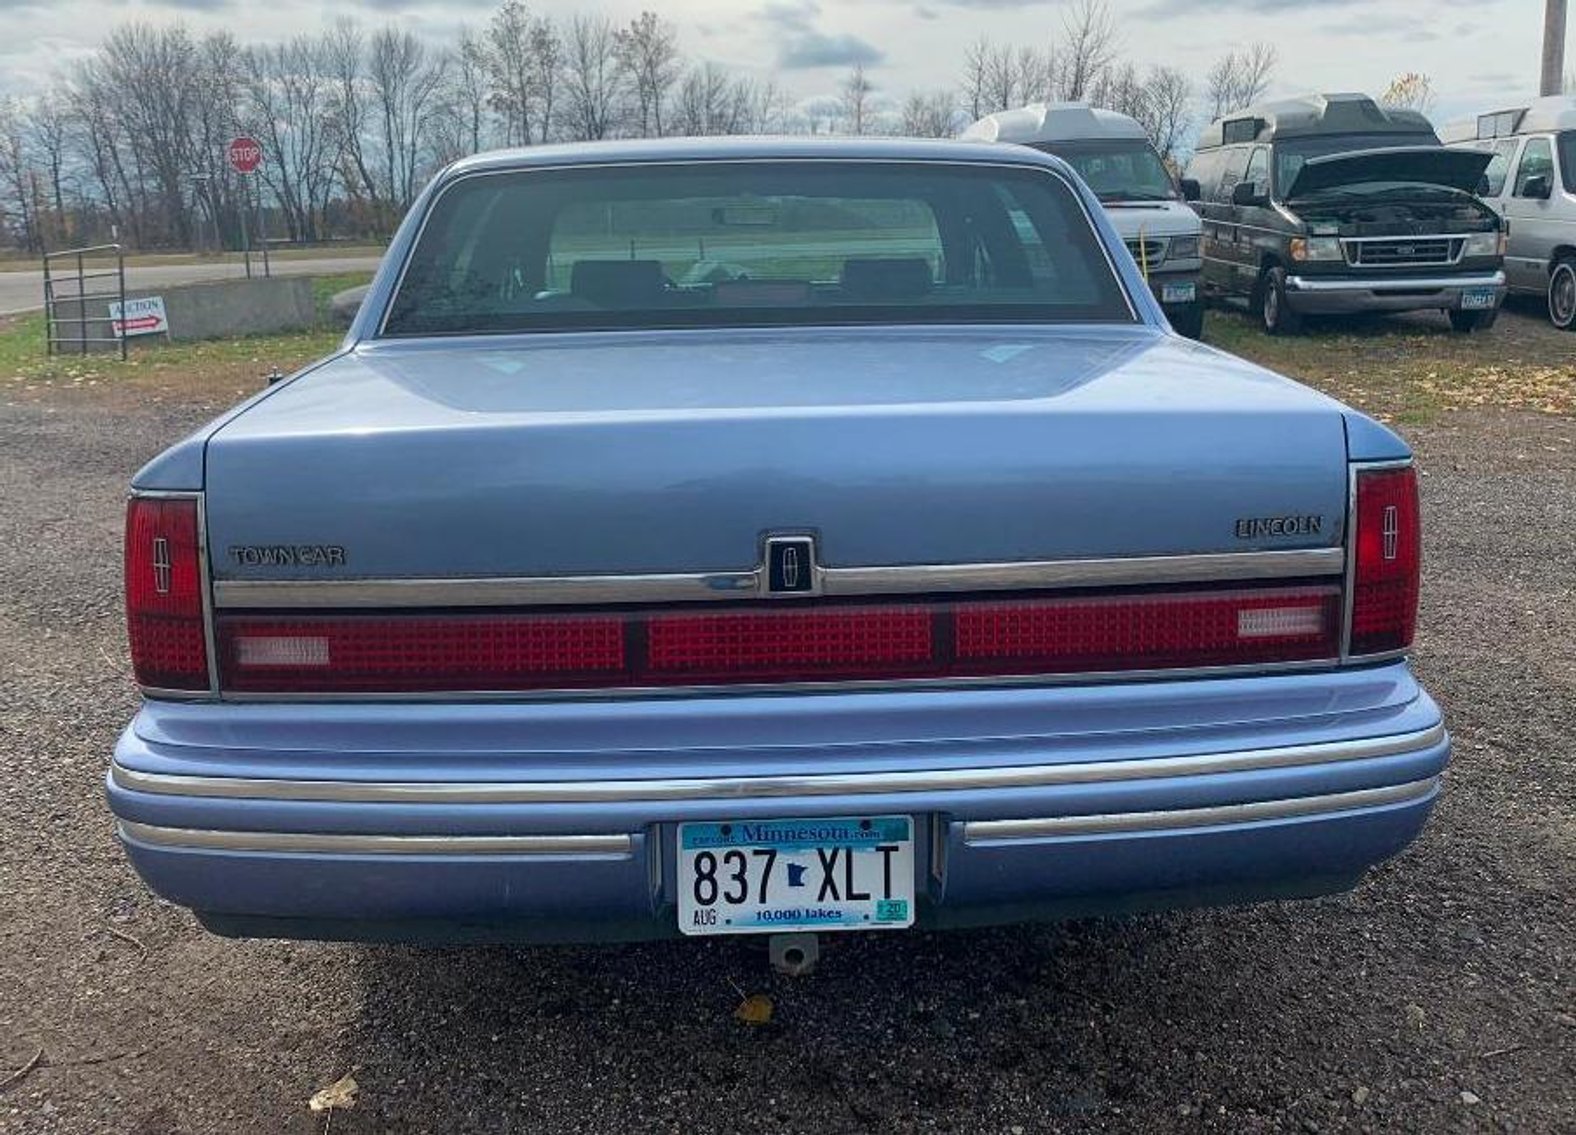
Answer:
[
  {"left": 383, "top": 160, "right": 1136, "bottom": 336},
  {"left": 1273, "top": 132, "right": 1439, "bottom": 195},
  {"left": 1027, "top": 140, "right": 1176, "bottom": 202}
]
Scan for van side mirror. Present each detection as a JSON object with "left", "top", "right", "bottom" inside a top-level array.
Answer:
[
  {"left": 1179, "top": 178, "right": 1201, "bottom": 202},
  {"left": 1520, "top": 173, "right": 1552, "bottom": 200},
  {"left": 1231, "top": 180, "right": 1267, "bottom": 207}
]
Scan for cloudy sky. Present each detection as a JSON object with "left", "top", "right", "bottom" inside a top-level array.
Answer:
[{"left": 0, "top": 0, "right": 1560, "bottom": 126}]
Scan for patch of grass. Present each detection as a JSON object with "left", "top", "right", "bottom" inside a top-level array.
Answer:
[
  {"left": 310, "top": 272, "right": 375, "bottom": 320},
  {"left": 0, "top": 310, "right": 343, "bottom": 395},
  {"left": 1202, "top": 307, "right": 1576, "bottom": 425}
]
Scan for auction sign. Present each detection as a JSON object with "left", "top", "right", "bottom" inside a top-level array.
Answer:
[
  {"left": 110, "top": 296, "right": 169, "bottom": 338},
  {"left": 227, "top": 136, "right": 263, "bottom": 175}
]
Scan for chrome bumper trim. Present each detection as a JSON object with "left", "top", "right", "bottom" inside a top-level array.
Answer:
[
  {"left": 211, "top": 548, "right": 1345, "bottom": 610},
  {"left": 1284, "top": 271, "right": 1505, "bottom": 293},
  {"left": 962, "top": 776, "right": 1439, "bottom": 843},
  {"left": 110, "top": 722, "right": 1445, "bottom": 805},
  {"left": 117, "top": 820, "right": 633, "bottom": 857}
]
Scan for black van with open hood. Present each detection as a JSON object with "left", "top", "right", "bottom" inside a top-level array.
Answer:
[{"left": 1186, "top": 93, "right": 1506, "bottom": 335}]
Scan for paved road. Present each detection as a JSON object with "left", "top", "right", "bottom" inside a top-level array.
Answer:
[{"left": 0, "top": 255, "right": 384, "bottom": 315}]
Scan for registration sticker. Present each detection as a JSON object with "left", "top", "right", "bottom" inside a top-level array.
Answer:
[
  {"left": 1161, "top": 281, "right": 1197, "bottom": 304},
  {"left": 677, "top": 816, "right": 916, "bottom": 936}
]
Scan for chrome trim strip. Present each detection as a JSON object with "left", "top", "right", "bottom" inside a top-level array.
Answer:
[
  {"left": 212, "top": 548, "right": 1345, "bottom": 610},
  {"left": 1285, "top": 271, "right": 1505, "bottom": 293},
  {"left": 205, "top": 655, "right": 1348, "bottom": 703},
  {"left": 117, "top": 820, "right": 632, "bottom": 857},
  {"left": 110, "top": 722, "right": 1445, "bottom": 805},
  {"left": 961, "top": 776, "right": 1439, "bottom": 842}
]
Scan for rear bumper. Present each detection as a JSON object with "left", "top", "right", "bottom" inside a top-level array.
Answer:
[
  {"left": 106, "top": 662, "right": 1449, "bottom": 943},
  {"left": 1283, "top": 270, "right": 1506, "bottom": 315}
]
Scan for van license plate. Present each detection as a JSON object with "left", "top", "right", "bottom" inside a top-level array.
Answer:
[
  {"left": 677, "top": 816, "right": 915, "bottom": 936},
  {"left": 1162, "top": 281, "right": 1196, "bottom": 304},
  {"left": 1461, "top": 288, "right": 1497, "bottom": 310}
]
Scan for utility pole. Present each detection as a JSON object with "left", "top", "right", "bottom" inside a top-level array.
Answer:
[{"left": 1543, "top": 0, "right": 1568, "bottom": 96}]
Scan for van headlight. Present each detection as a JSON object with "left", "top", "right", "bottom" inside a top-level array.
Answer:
[
  {"left": 1463, "top": 232, "right": 1502, "bottom": 258},
  {"left": 1168, "top": 235, "right": 1200, "bottom": 261},
  {"left": 1289, "top": 237, "right": 1343, "bottom": 262}
]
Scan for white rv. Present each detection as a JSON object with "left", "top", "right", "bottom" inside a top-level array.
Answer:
[
  {"left": 962, "top": 103, "right": 1205, "bottom": 337},
  {"left": 1442, "top": 97, "right": 1576, "bottom": 330}
]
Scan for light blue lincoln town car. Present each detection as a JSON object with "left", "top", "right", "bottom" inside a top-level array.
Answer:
[{"left": 109, "top": 137, "right": 1448, "bottom": 945}]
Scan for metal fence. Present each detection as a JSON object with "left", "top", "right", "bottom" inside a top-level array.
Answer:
[{"left": 42, "top": 244, "right": 127, "bottom": 360}]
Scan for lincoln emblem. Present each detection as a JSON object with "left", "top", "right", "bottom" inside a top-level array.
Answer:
[
  {"left": 764, "top": 535, "right": 817, "bottom": 595},
  {"left": 781, "top": 546, "right": 801, "bottom": 589}
]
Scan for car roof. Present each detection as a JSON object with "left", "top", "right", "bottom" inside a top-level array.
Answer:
[
  {"left": 1440, "top": 95, "right": 1576, "bottom": 144},
  {"left": 960, "top": 103, "right": 1149, "bottom": 145},
  {"left": 441, "top": 135, "right": 1068, "bottom": 181},
  {"left": 1195, "top": 93, "right": 1439, "bottom": 150}
]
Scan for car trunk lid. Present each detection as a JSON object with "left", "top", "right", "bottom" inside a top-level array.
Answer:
[{"left": 202, "top": 327, "right": 1350, "bottom": 583}]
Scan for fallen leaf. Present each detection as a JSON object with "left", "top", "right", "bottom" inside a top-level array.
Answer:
[
  {"left": 734, "top": 994, "right": 774, "bottom": 1025},
  {"left": 309, "top": 1074, "right": 359, "bottom": 1113}
]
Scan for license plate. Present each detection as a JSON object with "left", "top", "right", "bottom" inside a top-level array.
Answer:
[
  {"left": 677, "top": 816, "right": 916, "bottom": 936},
  {"left": 1461, "top": 287, "right": 1497, "bottom": 310},
  {"left": 1161, "top": 281, "right": 1196, "bottom": 304}
]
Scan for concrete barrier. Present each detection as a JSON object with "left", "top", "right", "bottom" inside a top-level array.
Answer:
[{"left": 49, "top": 276, "right": 319, "bottom": 349}]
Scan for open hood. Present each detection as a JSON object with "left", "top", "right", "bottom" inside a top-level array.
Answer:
[{"left": 1283, "top": 146, "right": 1492, "bottom": 199}]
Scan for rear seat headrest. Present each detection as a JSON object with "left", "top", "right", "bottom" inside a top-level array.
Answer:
[
  {"left": 570, "top": 260, "right": 667, "bottom": 306},
  {"left": 839, "top": 258, "right": 934, "bottom": 301}
]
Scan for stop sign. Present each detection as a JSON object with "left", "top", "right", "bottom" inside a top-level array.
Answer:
[{"left": 227, "top": 136, "right": 262, "bottom": 175}]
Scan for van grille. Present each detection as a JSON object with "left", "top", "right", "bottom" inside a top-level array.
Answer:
[
  {"left": 1124, "top": 238, "right": 1168, "bottom": 265},
  {"left": 1344, "top": 238, "right": 1464, "bottom": 267}
]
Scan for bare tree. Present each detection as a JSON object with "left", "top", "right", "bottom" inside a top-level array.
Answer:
[
  {"left": 899, "top": 91, "right": 959, "bottom": 138},
  {"left": 1207, "top": 42, "right": 1276, "bottom": 120},
  {"left": 482, "top": 1, "right": 539, "bottom": 146},
  {"left": 368, "top": 28, "right": 447, "bottom": 211},
  {"left": 1057, "top": 0, "right": 1118, "bottom": 102},
  {"left": 672, "top": 63, "right": 749, "bottom": 136},
  {"left": 430, "top": 28, "right": 491, "bottom": 162},
  {"left": 562, "top": 14, "right": 624, "bottom": 141},
  {"left": 1090, "top": 61, "right": 1146, "bottom": 121},
  {"left": 613, "top": 12, "right": 682, "bottom": 138},
  {"left": 840, "top": 64, "right": 874, "bottom": 135},
  {"left": 1139, "top": 66, "right": 1192, "bottom": 162},
  {"left": 245, "top": 35, "right": 344, "bottom": 242},
  {"left": 325, "top": 20, "right": 383, "bottom": 225},
  {"left": 27, "top": 91, "right": 72, "bottom": 246},
  {"left": 529, "top": 18, "right": 563, "bottom": 143}
]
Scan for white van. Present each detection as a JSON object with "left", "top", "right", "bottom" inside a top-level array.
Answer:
[
  {"left": 1442, "top": 97, "right": 1576, "bottom": 330},
  {"left": 962, "top": 103, "right": 1205, "bottom": 337}
]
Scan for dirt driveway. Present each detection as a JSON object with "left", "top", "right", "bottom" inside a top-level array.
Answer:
[{"left": 1, "top": 308, "right": 1572, "bottom": 1133}]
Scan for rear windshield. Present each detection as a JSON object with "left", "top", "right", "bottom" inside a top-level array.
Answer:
[
  {"left": 1027, "top": 139, "right": 1177, "bottom": 202},
  {"left": 382, "top": 161, "right": 1133, "bottom": 336}
]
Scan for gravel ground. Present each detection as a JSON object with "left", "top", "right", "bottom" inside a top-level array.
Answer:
[{"left": 1, "top": 313, "right": 1573, "bottom": 1134}]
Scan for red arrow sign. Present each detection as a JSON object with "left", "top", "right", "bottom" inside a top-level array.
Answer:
[
  {"left": 227, "top": 136, "right": 263, "bottom": 175},
  {"left": 116, "top": 315, "right": 163, "bottom": 332}
]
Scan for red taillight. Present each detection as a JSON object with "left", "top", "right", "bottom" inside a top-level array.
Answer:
[
  {"left": 1350, "top": 465, "right": 1421, "bottom": 656},
  {"left": 219, "top": 614, "right": 626, "bottom": 693},
  {"left": 217, "top": 585, "right": 1340, "bottom": 694},
  {"left": 955, "top": 587, "right": 1340, "bottom": 675},
  {"left": 125, "top": 497, "right": 210, "bottom": 691}
]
